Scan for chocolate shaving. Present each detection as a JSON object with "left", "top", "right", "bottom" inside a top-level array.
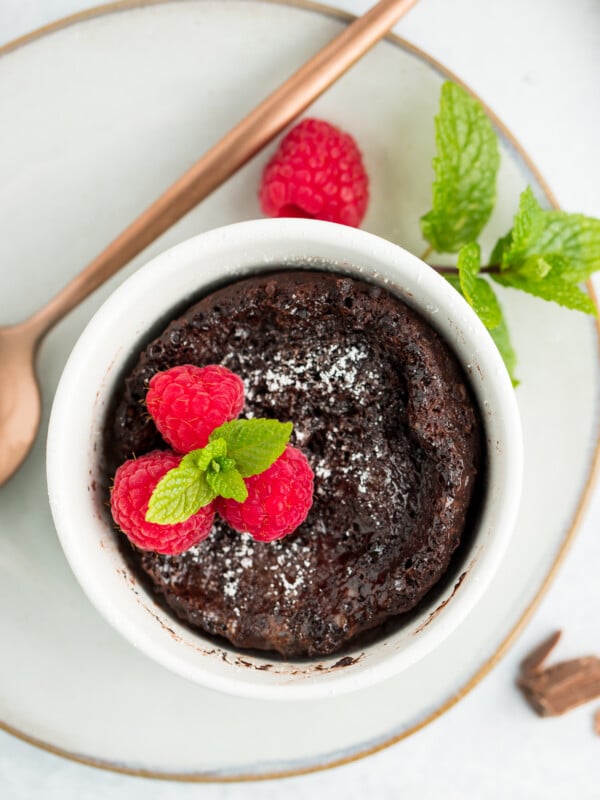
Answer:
[
  {"left": 520, "top": 630, "right": 562, "bottom": 676},
  {"left": 518, "top": 633, "right": 600, "bottom": 717}
]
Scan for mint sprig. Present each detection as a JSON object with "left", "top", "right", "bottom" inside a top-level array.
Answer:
[
  {"left": 210, "top": 418, "right": 293, "bottom": 478},
  {"left": 422, "top": 81, "right": 600, "bottom": 384},
  {"left": 421, "top": 82, "right": 500, "bottom": 253},
  {"left": 145, "top": 419, "right": 292, "bottom": 525}
]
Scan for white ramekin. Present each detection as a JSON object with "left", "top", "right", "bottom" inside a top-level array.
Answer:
[{"left": 47, "top": 218, "right": 522, "bottom": 700}]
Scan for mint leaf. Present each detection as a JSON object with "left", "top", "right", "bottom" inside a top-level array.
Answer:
[
  {"left": 446, "top": 247, "right": 518, "bottom": 384},
  {"left": 457, "top": 242, "right": 502, "bottom": 329},
  {"left": 529, "top": 212, "right": 600, "bottom": 280},
  {"left": 146, "top": 466, "right": 215, "bottom": 524},
  {"left": 421, "top": 82, "right": 500, "bottom": 253},
  {"left": 489, "top": 230, "right": 513, "bottom": 267},
  {"left": 488, "top": 315, "right": 519, "bottom": 387},
  {"left": 214, "top": 455, "right": 236, "bottom": 472},
  {"left": 499, "top": 187, "right": 600, "bottom": 281},
  {"left": 515, "top": 254, "right": 552, "bottom": 281},
  {"left": 210, "top": 419, "right": 293, "bottom": 478},
  {"left": 206, "top": 467, "right": 248, "bottom": 502},
  {"left": 500, "top": 186, "right": 545, "bottom": 267},
  {"left": 492, "top": 269, "right": 596, "bottom": 314},
  {"left": 488, "top": 187, "right": 598, "bottom": 315},
  {"left": 181, "top": 438, "right": 227, "bottom": 472},
  {"left": 443, "top": 272, "right": 462, "bottom": 292}
]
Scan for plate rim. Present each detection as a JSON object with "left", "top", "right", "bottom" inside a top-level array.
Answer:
[{"left": 1, "top": 0, "right": 599, "bottom": 783}]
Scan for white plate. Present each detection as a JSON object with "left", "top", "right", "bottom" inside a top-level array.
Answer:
[{"left": 0, "top": 0, "right": 598, "bottom": 781}]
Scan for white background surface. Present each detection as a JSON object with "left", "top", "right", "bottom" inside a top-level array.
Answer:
[{"left": 1, "top": 0, "right": 599, "bottom": 797}]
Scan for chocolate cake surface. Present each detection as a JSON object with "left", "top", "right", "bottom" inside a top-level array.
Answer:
[{"left": 107, "top": 270, "right": 483, "bottom": 657}]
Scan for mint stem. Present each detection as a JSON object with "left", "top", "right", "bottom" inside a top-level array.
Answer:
[{"left": 429, "top": 264, "right": 501, "bottom": 275}]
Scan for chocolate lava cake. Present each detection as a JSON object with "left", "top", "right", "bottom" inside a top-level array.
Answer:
[{"left": 106, "top": 271, "right": 483, "bottom": 657}]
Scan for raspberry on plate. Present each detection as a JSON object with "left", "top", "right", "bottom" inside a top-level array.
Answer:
[
  {"left": 110, "top": 450, "right": 215, "bottom": 554},
  {"left": 259, "top": 118, "right": 369, "bottom": 227},
  {"left": 217, "top": 445, "right": 314, "bottom": 542},
  {"left": 146, "top": 364, "right": 244, "bottom": 453}
]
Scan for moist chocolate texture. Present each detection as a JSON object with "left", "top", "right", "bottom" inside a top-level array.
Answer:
[{"left": 107, "top": 270, "right": 483, "bottom": 657}]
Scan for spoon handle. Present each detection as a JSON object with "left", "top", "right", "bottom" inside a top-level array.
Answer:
[{"left": 26, "top": 0, "right": 419, "bottom": 337}]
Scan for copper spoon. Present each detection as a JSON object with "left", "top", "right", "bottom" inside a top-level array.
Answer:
[{"left": 0, "top": 0, "right": 420, "bottom": 486}]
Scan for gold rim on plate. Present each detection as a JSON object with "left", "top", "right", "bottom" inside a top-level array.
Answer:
[{"left": 1, "top": 0, "right": 599, "bottom": 783}]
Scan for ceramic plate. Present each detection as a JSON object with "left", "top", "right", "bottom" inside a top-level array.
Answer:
[{"left": 0, "top": 0, "right": 598, "bottom": 781}]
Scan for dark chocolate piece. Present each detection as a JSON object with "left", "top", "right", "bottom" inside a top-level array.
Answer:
[
  {"left": 518, "top": 632, "right": 600, "bottom": 717},
  {"left": 519, "top": 657, "right": 600, "bottom": 717},
  {"left": 520, "top": 630, "right": 562, "bottom": 676}
]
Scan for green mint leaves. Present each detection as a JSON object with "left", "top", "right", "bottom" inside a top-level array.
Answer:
[
  {"left": 493, "top": 187, "right": 600, "bottom": 281},
  {"left": 487, "top": 315, "right": 518, "bottom": 387},
  {"left": 451, "top": 243, "right": 518, "bottom": 385},
  {"left": 489, "top": 187, "right": 597, "bottom": 315},
  {"left": 422, "top": 81, "right": 599, "bottom": 385},
  {"left": 146, "top": 464, "right": 215, "bottom": 525},
  {"left": 205, "top": 464, "right": 248, "bottom": 503},
  {"left": 210, "top": 419, "right": 293, "bottom": 478},
  {"left": 146, "top": 420, "right": 292, "bottom": 525},
  {"left": 456, "top": 242, "right": 502, "bottom": 329},
  {"left": 421, "top": 83, "right": 500, "bottom": 253},
  {"left": 180, "top": 438, "right": 228, "bottom": 471}
]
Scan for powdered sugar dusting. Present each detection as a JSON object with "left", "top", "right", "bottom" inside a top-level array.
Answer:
[
  {"left": 152, "top": 528, "right": 315, "bottom": 607},
  {"left": 223, "top": 336, "right": 391, "bottom": 512},
  {"left": 146, "top": 317, "right": 411, "bottom": 619},
  {"left": 227, "top": 339, "right": 372, "bottom": 401}
]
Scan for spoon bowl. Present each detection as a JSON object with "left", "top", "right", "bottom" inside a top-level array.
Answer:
[{"left": 0, "top": 322, "right": 41, "bottom": 485}]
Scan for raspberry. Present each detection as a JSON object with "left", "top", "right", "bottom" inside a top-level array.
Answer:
[
  {"left": 110, "top": 450, "right": 215, "bottom": 554},
  {"left": 217, "top": 445, "right": 314, "bottom": 541},
  {"left": 259, "top": 118, "right": 369, "bottom": 227},
  {"left": 146, "top": 364, "right": 244, "bottom": 453}
]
